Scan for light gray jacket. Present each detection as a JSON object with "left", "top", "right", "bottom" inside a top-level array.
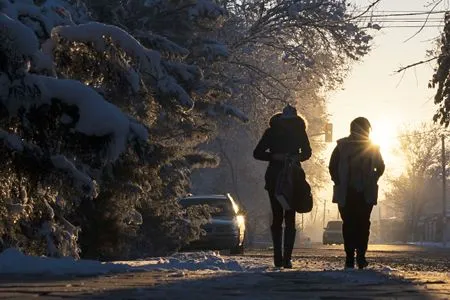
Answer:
[{"left": 329, "top": 136, "right": 385, "bottom": 207}]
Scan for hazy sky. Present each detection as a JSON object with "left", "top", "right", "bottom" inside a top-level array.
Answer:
[
  {"left": 326, "top": 0, "right": 446, "bottom": 173},
  {"left": 315, "top": 0, "right": 448, "bottom": 219}
]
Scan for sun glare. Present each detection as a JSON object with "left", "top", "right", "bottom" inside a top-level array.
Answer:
[
  {"left": 369, "top": 120, "right": 405, "bottom": 176},
  {"left": 370, "top": 121, "right": 393, "bottom": 151}
]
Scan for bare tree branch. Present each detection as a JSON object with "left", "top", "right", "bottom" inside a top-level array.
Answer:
[
  {"left": 404, "top": 0, "right": 445, "bottom": 42},
  {"left": 395, "top": 56, "right": 438, "bottom": 73},
  {"left": 345, "top": 0, "right": 382, "bottom": 21}
]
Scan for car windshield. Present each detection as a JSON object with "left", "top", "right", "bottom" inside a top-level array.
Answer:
[
  {"left": 179, "top": 198, "right": 235, "bottom": 217},
  {"left": 327, "top": 221, "right": 342, "bottom": 230}
]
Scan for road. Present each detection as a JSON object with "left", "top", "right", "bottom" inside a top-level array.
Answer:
[
  {"left": 0, "top": 244, "right": 448, "bottom": 299},
  {"left": 257, "top": 244, "right": 450, "bottom": 272}
]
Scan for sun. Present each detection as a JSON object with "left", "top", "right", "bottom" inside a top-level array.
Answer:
[
  {"left": 369, "top": 119, "right": 406, "bottom": 178},
  {"left": 370, "top": 120, "right": 395, "bottom": 153}
]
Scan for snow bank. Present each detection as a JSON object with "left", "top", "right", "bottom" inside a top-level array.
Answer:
[
  {"left": 0, "top": 249, "right": 243, "bottom": 275},
  {"left": 121, "top": 252, "right": 243, "bottom": 272},
  {"left": 0, "top": 249, "right": 411, "bottom": 286},
  {"left": 407, "top": 242, "right": 450, "bottom": 248},
  {"left": 0, "top": 248, "right": 128, "bottom": 275}
]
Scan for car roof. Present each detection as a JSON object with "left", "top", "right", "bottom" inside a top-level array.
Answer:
[
  {"left": 327, "top": 220, "right": 342, "bottom": 224},
  {"left": 180, "top": 194, "right": 229, "bottom": 201}
]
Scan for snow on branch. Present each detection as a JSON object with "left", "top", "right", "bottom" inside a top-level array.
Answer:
[
  {"left": 0, "top": 129, "right": 98, "bottom": 197},
  {"left": 0, "top": 12, "right": 56, "bottom": 76},
  {"left": 2, "top": 71, "right": 149, "bottom": 162},
  {"left": 52, "top": 22, "right": 162, "bottom": 74},
  {"left": 162, "top": 61, "right": 203, "bottom": 85},
  {"left": 193, "top": 40, "right": 229, "bottom": 61},
  {"left": 133, "top": 30, "right": 190, "bottom": 59},
  {"left": 0, "top": 0, "right": 79, "bottom": 39},
  {"left": 0, "top": 12, "right": 39, "bottom": 61},
  {"left": 51, "top": 155, "right": 98, "bottom": 198},
  {"left": 216, "top": 103, "right": 248, "bottom": 123},
  {"left": 0, "top": 129, "right": 25, "bottom": 152},
  {"left": 196, "top": 100, "right": 249, "bottom": 123},
  {"left": 51, "top": 22, "right": 194, "bottom": 107},
  {"left": 188, "top": 0, "right": 226, "bottom": 20},
  {"left": 31, "top": 74, "right": 149, "bottom": 161}
]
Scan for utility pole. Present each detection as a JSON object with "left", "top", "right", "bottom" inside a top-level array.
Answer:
[
  {"left": 442, "top": 135, "right": 447, "bottom": 247},
  {"left": 301, "top": 214, "right": 304, "bottom": 232},
  {"left": 378, "top": 203, "right": 382, "bottom": 243},
  {"left": 322, "top": 198, "right": 326, "bottom": 228}
]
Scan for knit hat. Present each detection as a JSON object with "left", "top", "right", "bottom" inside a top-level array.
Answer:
[{"left": 281, "top": 104, "right": 297, "bottom": 119}]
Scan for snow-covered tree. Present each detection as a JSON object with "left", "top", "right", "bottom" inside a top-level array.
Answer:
[
  {"left": 0, "top": 0, "right": 236, "bottom": 259},
  {"left": 385, "top": 123, "right": 446, "bottom": 241},
  {"left": 431, "top": 13, "right": 450, "bottom": 127}
]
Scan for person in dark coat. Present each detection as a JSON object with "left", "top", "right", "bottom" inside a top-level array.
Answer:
[
  {"left": 253, "top": 104, "right": 312, "bottom": 268},
  {"left": 329, "top": 117, "right": 385, "bottom": 269}
]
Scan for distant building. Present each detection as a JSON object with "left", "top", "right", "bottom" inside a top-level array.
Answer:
[
  {"left": 370, "top": 217, "right": 405, "bottom": 243},
  {"left": 416, "top": 212, "right": 450, "bottom": 243}
]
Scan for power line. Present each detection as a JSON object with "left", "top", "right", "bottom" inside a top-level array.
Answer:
[
  {"left": 369, "top": 18, "right": 444, "bottom": 22},
  {"left": 353, "top": 11, "right": 447, "bottom": 17},
  {"left": 378, "top": 26, "right": 444, "bottom": 29},
  {"left": 353, "top": 10, "right": 447, "bottom": 13},
  {"left": 372, "top": 22, "right": 444, "bottom": 24},
  {"left": 354, "top": 10, "right": 446, "bottom": 12}
]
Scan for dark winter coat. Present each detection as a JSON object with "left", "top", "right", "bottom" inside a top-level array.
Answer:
[
  {"left": 329, "top": 135, "right": 385, "bottom": 207},
  {"left": 253, "top": 113, "right": 312, "bottom": 191}
]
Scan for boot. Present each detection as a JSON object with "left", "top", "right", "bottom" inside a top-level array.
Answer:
[
  {"left": 344, "top": 233, "right": 356, "bottom": 269},
  {"left": 345, "top": 254, "right": 355, "bottom": 269},
  {"left": 271, "top": 226, "right": 283, "bottom": 267},
  {"left": 345, "top": 247, "right": 355, "bottom": 269},
  {"left": 357, "top": 224, "right": 370, "bottom": 269},
  {"left": 356, "top": 249, "right": 368, "bottom": 269},
  {"left": 283, "top": 228, "right": 296, "bottom": 269}
]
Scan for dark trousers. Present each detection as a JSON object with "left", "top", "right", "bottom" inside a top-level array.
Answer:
[
  {"left": 268, "top": 190, "right": 296, "bottom": 265},
  {"left": 268, "top": 191, "right": 296, "bottom": 231},
  {"left": 338, "top": 188, "right": 373, "bottom": 259}
]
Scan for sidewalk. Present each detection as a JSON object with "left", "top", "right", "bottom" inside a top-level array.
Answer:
[{"left": 0, "top": 267, "right": 448, "bottom": 299}]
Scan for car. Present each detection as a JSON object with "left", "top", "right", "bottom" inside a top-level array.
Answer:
[
  {"left": 323, "top": 220, "right": 344, "bottom": 245},
  {"left": 179, "top": 194, "right": 246, "bottom": 254}
]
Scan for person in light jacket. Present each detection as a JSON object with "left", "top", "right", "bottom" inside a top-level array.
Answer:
[
  {"left": 253, "top": 104, "right": 312, "bottom": 268},
  {"left": 329, "top": 117, "right": 385, "bottom": 269}
]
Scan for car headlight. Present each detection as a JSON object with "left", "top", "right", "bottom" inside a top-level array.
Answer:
[{"left": 235, "top": 215, "right": 245, "bottom": 227}]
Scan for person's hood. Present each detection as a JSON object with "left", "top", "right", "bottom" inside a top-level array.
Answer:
[
  {"left": 337, "top": 134, "right": 370, "bottom": 144},
  {"left": 337, "top": 136, "right": 379, "bottom": 154},
  {"left": 269, "top": 113, "right": 305, "bottom": 131}
]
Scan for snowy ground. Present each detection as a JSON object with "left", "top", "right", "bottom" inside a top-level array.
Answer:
[
  {"left": 407, "top": 241, "right": 450, "bottom": 248},
  {"left": 0, "top": 245, "right": 448, "bottom": 299},
  {"left": 0, "top": 247, "right": 420, "bottom": 279}
]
